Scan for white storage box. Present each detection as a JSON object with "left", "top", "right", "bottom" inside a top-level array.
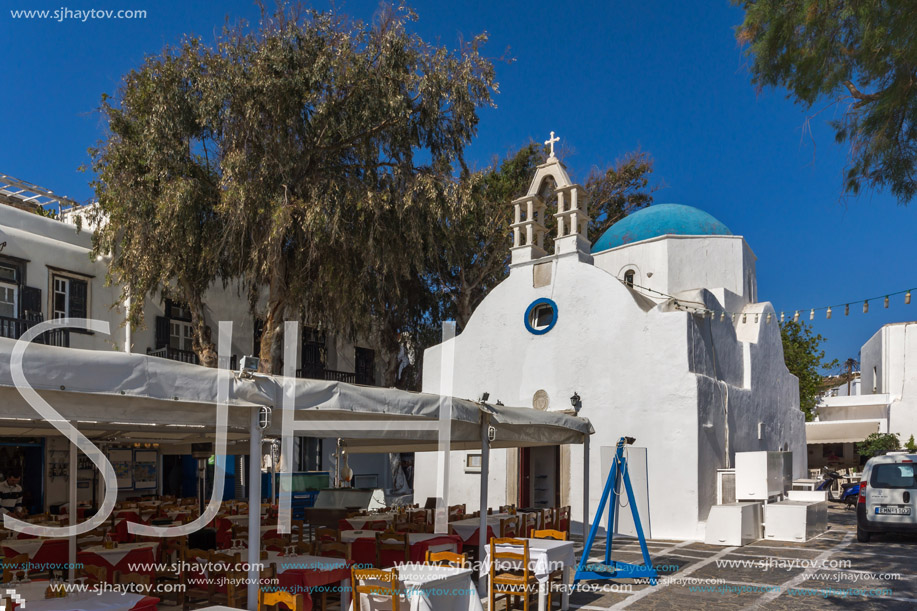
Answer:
[
  {"left": 787, "top": 490, "right": 828, "bottom": 502},
  {"left": 735, "top": 451, "right": 792, "bottom": 500},
  {"left": 704, "top": 502, "right": 763, "bottom": 546},
  {"left": 764, "top": 500, "right": 827, "bottom": 542}
]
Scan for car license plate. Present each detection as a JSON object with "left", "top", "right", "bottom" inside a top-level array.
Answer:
[{"left": 875, "top": 506, "right": 911, "bottom": 515}]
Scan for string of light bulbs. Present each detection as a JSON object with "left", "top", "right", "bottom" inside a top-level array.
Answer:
[{"left": 621, "top": 280, "right": 915, "bottom": 325}]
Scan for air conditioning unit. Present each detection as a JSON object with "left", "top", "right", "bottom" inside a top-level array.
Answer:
[{"left": 735, "top": 451, "right": 792, "bottom": 500}]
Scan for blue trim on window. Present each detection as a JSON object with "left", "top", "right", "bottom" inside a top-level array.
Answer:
[{"left": 524, "top": 298, "right": 558, "bottom": 335}]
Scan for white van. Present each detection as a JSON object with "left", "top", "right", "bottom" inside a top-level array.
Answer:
[{"left": 856, "top": 452, "right": 917, "bottom": 542}]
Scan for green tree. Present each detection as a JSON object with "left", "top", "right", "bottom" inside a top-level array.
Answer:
[
  {"left": 856, "top": 432, "right": 901, "bottom": 458},
  {"left": 91, "top": 3, "right": 497, "bottom": 374},
  {"left": 90, "top": 41, "right": 223, "bottom": 366},
  {"left": 906, "top": 434, "right": 916, "bottom": 453},
  {"left": 780, "top": 320, "right": 839, "bottom": 421},
  {"left": 733, "top": 1, "right": 917, "bottom": 203}
]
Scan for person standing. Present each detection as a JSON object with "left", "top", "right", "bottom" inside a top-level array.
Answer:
[{"left": 0, "top": 472, "right": 25, "bottom": 516}]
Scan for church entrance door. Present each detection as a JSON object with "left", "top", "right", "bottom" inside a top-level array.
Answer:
[{"left": 519, "top": 445, "right": 560, "bottom": 511}]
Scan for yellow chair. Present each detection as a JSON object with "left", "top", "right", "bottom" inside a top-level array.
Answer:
[
  {"left": 352, "top": 567, "right": 401, "bottom": 611},
  {"left": 258, "top": 589, "right": 304, "bottom": 611},
  {"left": 424, "top": 550, "right": 467, "bottom": 568},
  {"left": 500, "top": 515, "right": 521, "bottom": 538},
  {"left": 376, "top": 531, "right": 410, "bottom": 568},
  {"left": 489, "top": 538, "right": 538, "bottom": 611},
  {"left": 531, "top": 529, "right": 567, "bottom": 605},
  {"left": 531, "top": 529, "right": 567, "bottom": 541},
  {"left": 2, "top": 553, "right": 30, "bottom": 583}
]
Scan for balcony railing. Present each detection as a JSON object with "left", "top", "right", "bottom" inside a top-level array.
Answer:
[
  {"left": 147, "top": 346, "right": 199, "bottom": 365},
  {"left": 0, "top": 315, "right": 69, "bottom": 347},
  {"left": 146, "top": 347, "right": 238, "bottom": 370},
  {"left": 296, "top": 367, "right": 358, "bottom": 384}
]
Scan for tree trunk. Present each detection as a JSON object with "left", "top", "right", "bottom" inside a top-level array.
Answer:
[
  {"left": 186, "top": 290, "right": 218, "bottom": 368},
  {"left": 456, "top": 289, "right": 474, "bottom": 331},
  {"left": 258, "top": 268, "right": 288, "bottom": 375}
]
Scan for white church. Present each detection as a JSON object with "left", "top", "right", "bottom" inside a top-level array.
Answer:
[{"left": 415, "top": 139, "right": 806, "bottom": 541}]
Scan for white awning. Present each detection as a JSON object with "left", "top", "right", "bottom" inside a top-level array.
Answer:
[
  {"left": 0, "top": 338, "right": 593, "bottom": 451},
  {"left": 806, "top": 420, "right": 881, "bottom": 444}
]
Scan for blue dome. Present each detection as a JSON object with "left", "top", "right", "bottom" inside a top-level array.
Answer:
[{"left": 591, "top": 203, "right": 732, "bottom": 252}]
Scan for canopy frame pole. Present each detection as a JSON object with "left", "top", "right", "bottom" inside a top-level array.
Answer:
[
  {"left": 68, "top": 428, "right": 77, "bottom": 582},
  {"left": 246, "top": 406, "right": 263, "bottom": 611},
  {"left": 583, "top": 434, "right": 590, "bottom": 539},
  {"left": 434, "top": 321, "right": 456, "bottom": 533},
  {"left": 478, "top": 414, "right": 490, "bottom": 594}
]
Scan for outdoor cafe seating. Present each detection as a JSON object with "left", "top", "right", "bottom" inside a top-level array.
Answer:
[{"left": 1, "top": 496, "right": 575, "bottom": 610}]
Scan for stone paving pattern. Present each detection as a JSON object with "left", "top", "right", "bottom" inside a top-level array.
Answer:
[{"left": 550, "top": 506, "right": 917, "bottom": 610}]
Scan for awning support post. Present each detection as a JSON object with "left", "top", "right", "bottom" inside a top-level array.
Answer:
[
  {"left": 246, "top": 407, "right": 263, "bottom": 611},
  {"left": 68, "top": 429, "right": 77, "bottom": 582},
  {"left": 478, "top": 414, "right": 491, "bottom": 593},
  {"left": 583, "top": 434, "right": 590, "bottom": 539}
]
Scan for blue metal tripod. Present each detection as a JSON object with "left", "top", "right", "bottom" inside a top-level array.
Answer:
[{"left": 574, "top": 436, "right": 658, "bottom": 585}]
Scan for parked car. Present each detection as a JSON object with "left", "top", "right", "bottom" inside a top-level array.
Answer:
[{"left": 856, "top": 452, "right": 917, "bottom": 542}]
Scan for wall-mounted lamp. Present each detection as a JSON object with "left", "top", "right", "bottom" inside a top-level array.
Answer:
[{"left": 570, "top": 392, "right": 581, "bottom": 413}]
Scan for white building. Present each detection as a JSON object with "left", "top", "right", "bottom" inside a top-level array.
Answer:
[
  {"left": 414, "top": 153, "right": 806, "bottom": 541},
  {"left": 0, "top": 174, "right": 394, "bottom": 511},
  {"left": 810, "top": 322, "right": 917, "bottom": 469}
]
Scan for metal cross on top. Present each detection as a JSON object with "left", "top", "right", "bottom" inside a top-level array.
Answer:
[{"left": 545, "top": 131, "right": 560, "bottom": 159}]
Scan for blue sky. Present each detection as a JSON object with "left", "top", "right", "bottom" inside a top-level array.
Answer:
[{"left": 2, "top": 0, "right": 915, "bottom": 368}]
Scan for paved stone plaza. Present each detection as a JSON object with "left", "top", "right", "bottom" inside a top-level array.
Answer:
[{"left": 558, "top": 506, "right": 916, "bottom": 610}]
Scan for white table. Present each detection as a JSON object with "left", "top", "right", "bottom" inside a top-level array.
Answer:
[
  {"left": 7, "top": 580, "right": 153, "bottom": 610},
  {"left": 791, "top": 478, "right": 821, "bottom": 491},
  {"left": 79, "top": 542, "right": 157, "bottom": 566},
  {"left": 482, "top": 538, "right": 575, "bottom": 611},
  {"left": 349, "top": 563, "right": 483, "bottom": 611},
  {"left": 448, "top": 513, "right": 512, "bottom": 543},
  {"left": 2, "top": 537, "right": 48, "bottom": 557},
  {"left": 343, "top": 512, "right": 397, "bottom": 530}
]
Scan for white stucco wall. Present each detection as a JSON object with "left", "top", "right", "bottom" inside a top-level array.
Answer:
[
  {"left": 858, "top": 322, "right": 917, "bottom": 441},
  {"left": 592, "top": 234, "right": 756, "bottom": 305},
  {"left": 415, "top": 237, "right": 805, "bottom": 541}
]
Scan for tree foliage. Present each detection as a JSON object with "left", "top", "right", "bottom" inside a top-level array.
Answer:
[
  {"left": 856, "top": 432, "right": 901, "bottom": 458},
  {"left": 90, "top": 42, "right": 223, "bottom": 366},
  {"left": 779, "top": 320, "right": 838, "bottom": 421},
  {"left": 733, "top": 1, "right": 917, "bottom": 203},
  {"left": 90, "top": 3, "right": 497, "bottom": 375}
]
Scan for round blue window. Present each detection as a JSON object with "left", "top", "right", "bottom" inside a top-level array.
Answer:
[{"left": 524, "top": 298, "right": 558, "bottom": 335}]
